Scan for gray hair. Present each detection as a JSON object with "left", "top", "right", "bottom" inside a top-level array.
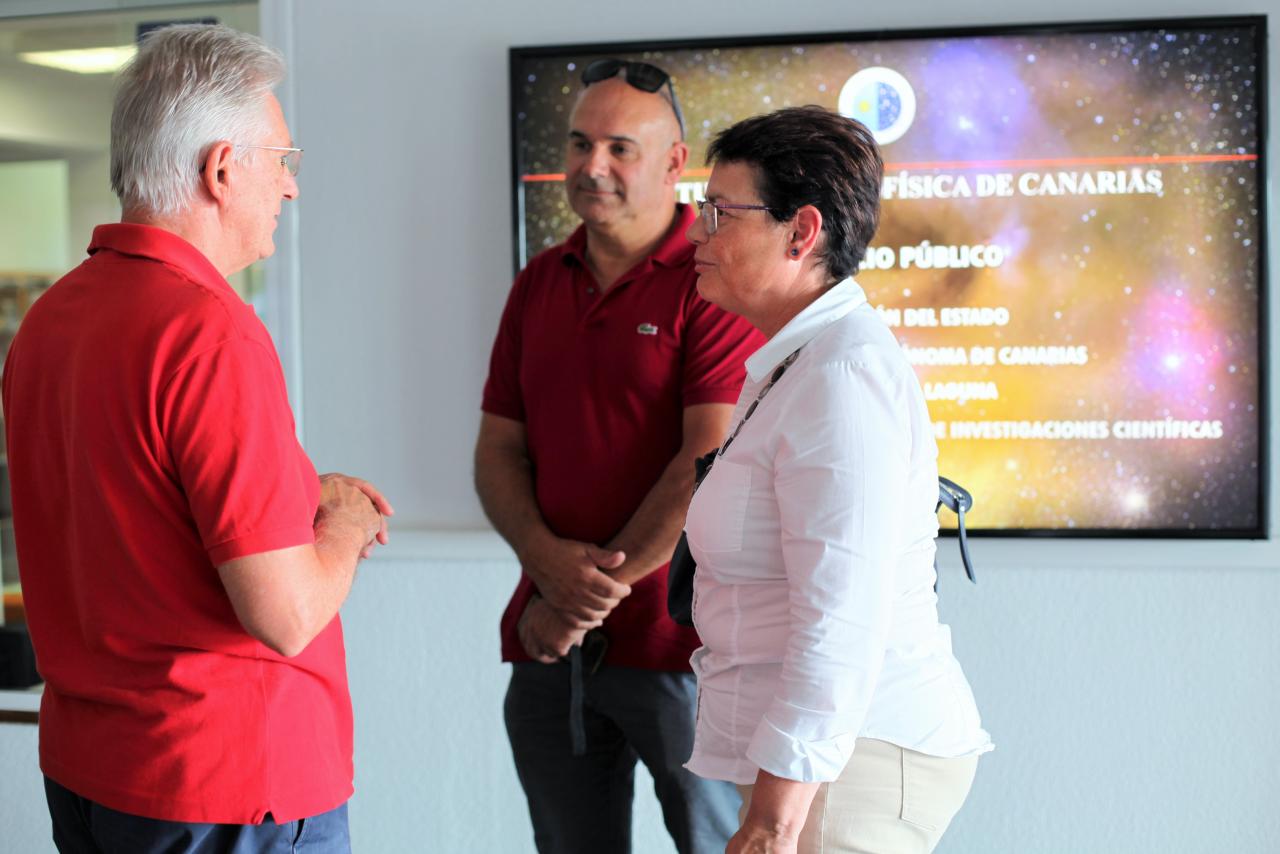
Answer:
[{"left": 110, "top": 24, "right": 285, "bottom": 216}]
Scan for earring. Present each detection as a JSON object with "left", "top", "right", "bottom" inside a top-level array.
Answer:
[{"left": 790, "top": 248, "right": 800, "bottom": 256}]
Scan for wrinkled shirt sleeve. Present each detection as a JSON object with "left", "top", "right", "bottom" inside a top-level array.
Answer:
[{"left": 745, "top": 357, "right": 913, "bottom": 782}]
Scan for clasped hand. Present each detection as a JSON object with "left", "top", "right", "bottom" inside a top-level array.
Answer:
[
  {"left": 515, "top": 536, "right": 631, "bottom": 662},
  {"left": 518, "top": 536, "right": 630, "bottom": 626},
  {"left": 317, "top": 473, "right": 394, "bottom": 559}
]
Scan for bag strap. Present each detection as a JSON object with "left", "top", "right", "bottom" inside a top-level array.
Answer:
[
  {"left": 694, "top": 346, "right": 803, "bottom": 496},
  {"left": 937, "top": 476, "right": 977, "bottom": 584}
]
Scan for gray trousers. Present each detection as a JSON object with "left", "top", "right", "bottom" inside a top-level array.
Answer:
[{"left": 504, "top": 661, "right": 739, "bottom": 854}]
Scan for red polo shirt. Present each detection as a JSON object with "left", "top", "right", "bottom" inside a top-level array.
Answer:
[
  {"left": 483, "top": 204, "right": 763, "bottom": 670},
  {"left": 2, "top": 224, "right": 352, "bottom": 823}
]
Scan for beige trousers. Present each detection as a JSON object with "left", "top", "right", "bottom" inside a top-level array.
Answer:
[{"left": 736, "top": 738, "right": 978, "bottom": 854}]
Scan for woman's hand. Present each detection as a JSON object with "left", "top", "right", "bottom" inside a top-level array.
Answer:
[
  {"left": 730, "top": 769, "right": 821, "bottom": 854},
  {"left": 725, "top": 821, "right": 800, "bottom": 853}
]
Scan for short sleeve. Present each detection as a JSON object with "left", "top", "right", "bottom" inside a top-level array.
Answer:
[
  {"left": 480, "top": 272, "right": 530, "bottom": 422},
  {"left": 159, "top": 336, "right": 318, "bottom": 566},
  {"left": 681, "top": 290, "right": 764, "bottom": 407}
]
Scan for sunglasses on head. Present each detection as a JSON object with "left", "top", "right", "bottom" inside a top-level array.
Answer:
[{"left": 581, "top": 58, "right": 686, "bottom": 139}]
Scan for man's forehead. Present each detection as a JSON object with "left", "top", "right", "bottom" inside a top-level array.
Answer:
[
  {"left": 568, "top": 129, "right": 639, "bottom": 144},
  {"left": 262, "top": 92, "right": 294, "bottom": 144},
  {"left": 569, "top": 79, "right": 678, "bottom": 138}
]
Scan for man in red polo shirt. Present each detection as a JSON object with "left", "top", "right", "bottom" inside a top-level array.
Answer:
[
  {"left": 476, "top": 60, "right": 764, "bottom": 853},
  {"left": 2, "top": 25, "right": 390, "bottom": 853}
]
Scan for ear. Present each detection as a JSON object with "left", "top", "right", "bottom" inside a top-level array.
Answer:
[
  {"left": 788, "top": 204, "right": 824, "bottom": 260},
  {"left": 665, "top": 141, "right": 690, "bottom": 185},
  {"left": 199, "top": 141, "right": 237, "bottom": 210}
]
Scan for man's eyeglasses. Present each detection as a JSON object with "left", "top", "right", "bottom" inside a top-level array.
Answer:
[
  {"left": 200, "top": 144, "right": 304, "bottom": 177},
  {"left": 695, "top": 199, "right": 774, "bottom": 235},
  {"left": 581, "top": 58, "right": 686, "bottom": 139},
  {"left": 238, "top": 145, "right": 304, "bottom": 177}
]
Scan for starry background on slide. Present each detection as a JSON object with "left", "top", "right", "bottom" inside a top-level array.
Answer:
[{"left": 511, "top": 22, "right": 1264, "bottom": 532}]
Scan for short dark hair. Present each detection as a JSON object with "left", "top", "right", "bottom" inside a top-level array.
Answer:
[{"left": 706, "top": 106, "right": 883, "bottom": 281}]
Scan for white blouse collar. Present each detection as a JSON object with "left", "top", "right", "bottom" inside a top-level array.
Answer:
[{"left": 744, "top": 277, "right": 868, "bottom": 382}]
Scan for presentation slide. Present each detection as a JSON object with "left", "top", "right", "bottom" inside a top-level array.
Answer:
[{"left": 510, "top": 18, "right": 1265, "bottom": 534}]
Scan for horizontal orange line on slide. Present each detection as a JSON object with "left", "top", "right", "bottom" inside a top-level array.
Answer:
[{"left": 520, "top": 153, "right": 1257, "bottom": 183}]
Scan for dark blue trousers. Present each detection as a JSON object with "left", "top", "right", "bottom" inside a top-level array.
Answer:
[
  {"left": 504, "top": 661, "right": 739, "bottom": 854},
  {"left": 44, "top": 776, "right": 351, "bottom": 854}
]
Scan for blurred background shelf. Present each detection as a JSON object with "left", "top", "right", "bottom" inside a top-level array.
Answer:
[{"left": 2, "top": 583, "right": 22, "bottom": 625}]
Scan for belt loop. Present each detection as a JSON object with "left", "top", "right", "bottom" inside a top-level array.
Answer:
[{"left": 569, "top": 645, "right": 586, "bottom": 756}]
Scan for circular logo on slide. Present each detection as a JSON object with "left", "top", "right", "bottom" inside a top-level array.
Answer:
[{"left": 837, "top": 66, "right": 916, "bottom": 145}]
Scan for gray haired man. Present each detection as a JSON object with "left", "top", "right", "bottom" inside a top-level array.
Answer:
[{"left": 3, "top": 24, "right": 389, "bottom": 853}]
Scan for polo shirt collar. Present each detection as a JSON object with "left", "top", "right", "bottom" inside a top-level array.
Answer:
[
  {"left": 744, "top": 277, "right": 868, "bottom": 382},
  {"left": 88, "top": 223, "right": 229, "bottom": 291},
  {"left": 650, "top": 203, "right": 697, "bottom": 267},
  {"left": 560, "top": 203, "right": 696, "bottom": 270}
]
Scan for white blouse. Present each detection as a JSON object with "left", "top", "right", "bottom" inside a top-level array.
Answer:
[{"left": 684, "top": 278, "right": 993, "bottom": 785}]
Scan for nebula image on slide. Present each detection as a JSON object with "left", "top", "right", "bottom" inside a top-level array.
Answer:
[{"left": 511, "top": 19, "right": 1264, "bottom": 533}]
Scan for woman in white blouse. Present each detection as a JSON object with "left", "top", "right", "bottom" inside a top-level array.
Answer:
[{"left": 682, "top": 106, "right": 992, "bottom": 854}]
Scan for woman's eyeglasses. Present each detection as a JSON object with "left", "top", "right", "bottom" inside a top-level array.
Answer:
[{"left": 695, "top": 199, "right": 774, "bottom": 235}]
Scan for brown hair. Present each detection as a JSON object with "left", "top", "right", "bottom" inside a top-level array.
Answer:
[{"left": 707, "top": 106, "right": 883, "bottom": 280}]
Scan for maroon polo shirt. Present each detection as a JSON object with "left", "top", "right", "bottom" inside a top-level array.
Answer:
[{"left": 483, "top": 203, "right": 763, "bottom": 670}]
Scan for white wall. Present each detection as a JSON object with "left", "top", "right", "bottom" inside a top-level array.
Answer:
[
  {"left": 5, "top": 538, "right": 1279, "bottom": 854},
  {"left": 0, "top": 2, "right": 1276, "bottom": 852},
  {"left": 0, "top": 160, "right": 68, "bottom": 273},
  {"left": 0, "top": 59, "right": 111, "bottom": 153},
  {"left": 65, "top": 152, "right": 119, "bottom": 266},
  {"left": 283, "top": 1, "right": 1280, "bottom": 852},
  {"left": 0, "top": 723, "right": 45, "bottom": 852},
  {"left": 341, "top": 537, "right": 683, "bottom": 854},
  {"left": 336, "top": 537, "right": 1280, "bottom": 854},
  {"left": 291, "top": 0, "right": 1280, "bottom": 532}
]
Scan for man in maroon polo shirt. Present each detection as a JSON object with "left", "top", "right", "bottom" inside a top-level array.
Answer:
[
  {"left": 476, "top": 60, "right": 763, "bottom": 853},
  {"left": 2, "top": 26, "right": 390, "bottom": 853}
]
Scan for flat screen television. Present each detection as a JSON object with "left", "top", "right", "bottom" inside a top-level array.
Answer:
[{"left": 508, "top": 15, "right": 1268, "bottom": 537}]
